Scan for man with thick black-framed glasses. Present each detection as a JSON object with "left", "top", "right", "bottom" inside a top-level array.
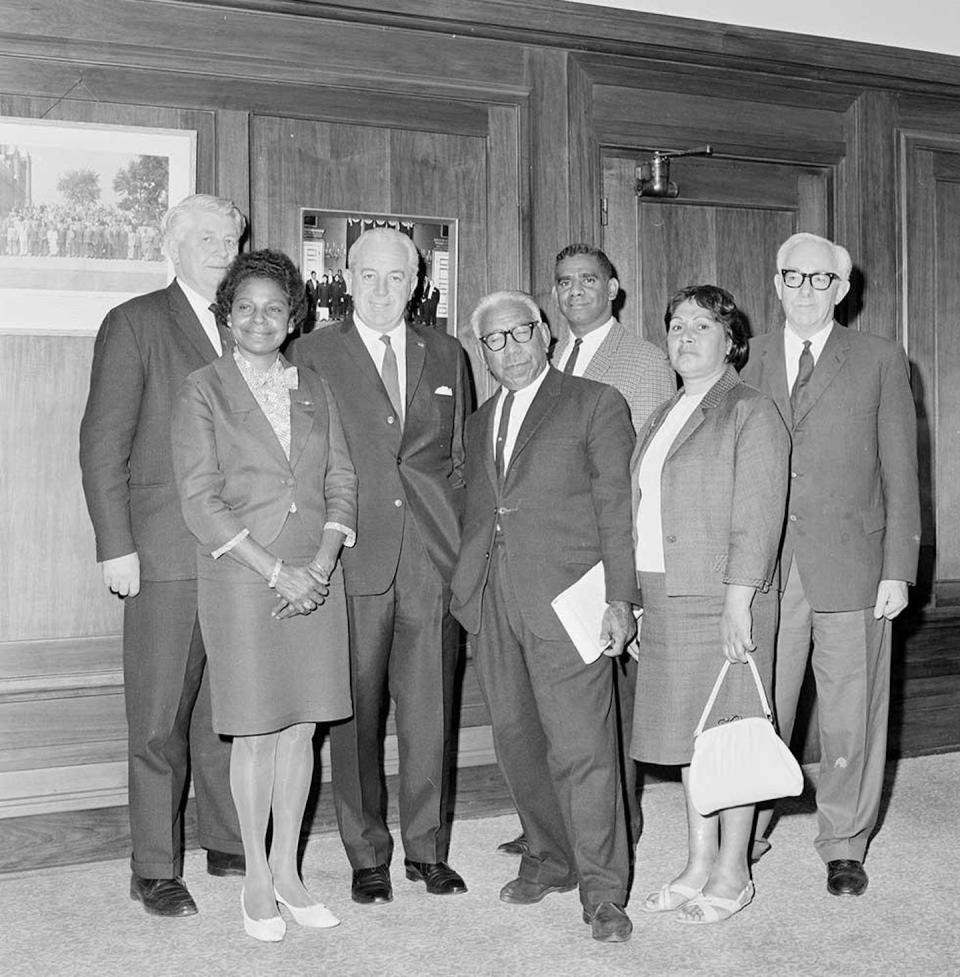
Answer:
[
  {"left": 451, "top": 290, "right": 638, "bottom": 942},
  {"left": 742, "top": 232, "right": 920, "bottom": 898}
]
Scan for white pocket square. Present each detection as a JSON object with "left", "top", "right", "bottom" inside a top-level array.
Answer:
[{"left": 434, "top": 386, "right": 453, "bottom": 396}]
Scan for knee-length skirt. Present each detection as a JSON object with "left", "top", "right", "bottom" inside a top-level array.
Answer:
[
  {"left": 197, "top": 512, "right": 351, "bottom": 736},
  {"left": 630, "top": 572, "right": 776, "bottom": 766}
]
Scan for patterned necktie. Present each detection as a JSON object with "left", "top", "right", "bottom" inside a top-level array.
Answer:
[
  {"left": 790, "top": 340, "right": 814, "bottom": 414},
  {"left": 380, "top": 334, "right": 403, "bottom": 424},
  {"left": 495, "top": 390, "right": 515, "bottom": 486},
  {"left": 563, "top": 338, "right": 583, "bottom": 375}
]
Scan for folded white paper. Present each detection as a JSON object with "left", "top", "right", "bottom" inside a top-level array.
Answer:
[{"left": 551, "top": 561, "right": 641, "bottom": 664}]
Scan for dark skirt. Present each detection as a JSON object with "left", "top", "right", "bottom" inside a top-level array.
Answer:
[
  {"left": 197, "top": 511, "right": 351, "bottom": 736},
  {"left": 630, "top": 572, "right": 776, "bottom": 766}
]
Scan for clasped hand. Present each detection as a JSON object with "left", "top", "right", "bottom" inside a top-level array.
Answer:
[{"left": 271, "top": 562, "right": 331, "bottom": 619}]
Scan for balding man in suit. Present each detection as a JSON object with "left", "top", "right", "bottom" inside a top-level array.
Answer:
[
  {"left": 742, "top": 232, "right": 920, "bottom": 897},
  {"left": 79, "top": 194, "right": 247, "bottom": 916}
]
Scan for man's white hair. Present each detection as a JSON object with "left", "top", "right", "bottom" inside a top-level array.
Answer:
[
  {"left": 161, "top": 193, "right": 246, "bottom": 256},
  {"left": 347, "top": 227, "right": 419, "bottom": 279},
  {"left": 469, "top": 290, "right": 542, "bottom": 338},
  {"left": 776, "top": 232, "right": 852, "bottom": 281}
]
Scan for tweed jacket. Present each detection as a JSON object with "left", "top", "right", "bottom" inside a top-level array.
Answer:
[
  {"left": 79, "top": 280, "right": 221, "bottom": 580},
  {"left": 631, "top": 367, "right": 790, "bottom": 597},
  {"left": 289, "top": 316, "right": 468, "bottom": 596},
  {"left": 741, "top": 325, "right": 920, "bottom": 611},
  {"left": 451, "top": 369, "right": 639, "bottom": 640},
  {"left": 171, "top": 353, "right": 356, "bottom": 562},
  {"left": 553, "top": 321, "right": 676, "bottom": 432}
]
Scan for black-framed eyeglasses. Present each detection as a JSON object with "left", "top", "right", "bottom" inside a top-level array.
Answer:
[
  {"left": 478, "top": 321, "right": 539, "bottom": 351},
  {"left": 780, "top": 269, "right": 841, "bottom": 291}
]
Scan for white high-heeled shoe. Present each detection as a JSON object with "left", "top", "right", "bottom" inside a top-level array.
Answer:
[
  {"left": 274, "top": 889, "right": 340, "bottom": 928},
  {"left": 241, "top": 888, "right": 286, "bottom": 942}
]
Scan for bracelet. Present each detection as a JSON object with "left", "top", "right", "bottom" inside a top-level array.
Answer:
[{"left": 267, "top": 558, "right": 283, "bottom": 589}]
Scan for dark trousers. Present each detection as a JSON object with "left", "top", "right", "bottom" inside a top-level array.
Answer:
[
  {"left": 473, "top": 545, "right": 629, "bottom": 908},
  {"left": 330, "top": 520, "right": 460, "bottom": 869},
  {"left": 123, "top": 579, "right": 241, "bottom": 879},
  {"left": 615, "top": 655, "right": 642, "bottom": 845}
]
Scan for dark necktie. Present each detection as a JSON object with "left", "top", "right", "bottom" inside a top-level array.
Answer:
[
  {"left": 563, "top": 337, "right": 583, "bottom": 375},
  {"left": 380, "top": 334, "right": 403, "bottom": 424},
  {"left": 790, "top": 340, "right": 814, "bottom": 414},
  {"left": 209, "top": 303, "right": 233, "bottom": 353},
  {"left": 495, "top": 390, "right": 515, "bottom": 486}
]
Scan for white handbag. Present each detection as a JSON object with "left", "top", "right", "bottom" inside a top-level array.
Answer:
[{"left": 688, "top": 656, "right": 804, "bottom": 816}]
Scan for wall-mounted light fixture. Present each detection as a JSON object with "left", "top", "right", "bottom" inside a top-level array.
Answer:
[{"left": 635, "top": 145, "right": 713, "bottom": 198}]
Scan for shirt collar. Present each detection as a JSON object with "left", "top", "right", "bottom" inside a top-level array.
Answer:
[{"left": 785, "top": 321, "right": 834, "bottom": 362}]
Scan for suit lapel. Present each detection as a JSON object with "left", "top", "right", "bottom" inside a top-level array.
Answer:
[
  {"left": 340, "top": 317, "right": 390, "bottom": 398},
  {"left": 758, "top": 331, "right": 791, "bottom": 424},
  {"left": 666, "top": 367, "right": 741, "bottom": 460},
  {"left": 583, "top": 323, "right": 620, "bottom": 382},
  {"left": 168, "top": 280, "right": 219, "bottom": 362},
  {"left": 478, "top": 396, "right": 499, "bottom": 493},
  {"left": 286, "top": 360, "right": 317, "bottom": 471},
  {"left": 792, "top": 325, "right": 848, "bottom": 427},
  {"left": 507, "top": 369, "right": 561, "bottom": 476},
  {"left": 405, "top": 325, "right": 427, "bottom": 412},
  {"left": 216, "top": 355, "right": 291, "bottom": 470}
]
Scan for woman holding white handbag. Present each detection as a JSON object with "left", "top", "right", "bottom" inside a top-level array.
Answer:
[{"left": 630, "top": 285, "right": 790, "bottom": 923}]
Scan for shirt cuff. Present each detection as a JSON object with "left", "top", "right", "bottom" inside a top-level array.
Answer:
[
  {"left": 211, "top": 528, "right": 249, "bottom": 559},
  {"left": 324, "top": 521, "right": 356, "bottom": 548}
]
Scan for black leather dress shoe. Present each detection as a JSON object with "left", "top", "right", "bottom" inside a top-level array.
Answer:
[
  {"left": 499, "top": 876, "right": 577, "bottom": 904},
  {"left": 130, "top": 875, "right": 198, "bottom": 917},
  {"left": 497, "top": 832, "right": 530, "bottom": 856},
  {"left": 351, "top": 865, "right": 393, "bottom": 905},
  {"left": 826, "top": 859, "right": 868, "bottom": 896},
  {"left": 206, "top": 849, "right": 246, "bottom": 877},
  {"left": 583, "top": 902, "right": 633, "bottom": 943},
  {"left": 403, "top": 859, "right": 467, "bottom": 895}
]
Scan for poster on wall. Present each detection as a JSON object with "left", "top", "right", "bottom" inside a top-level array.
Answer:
[
  {"left": 299, "top": 208, "right": 457, "bottom": 336},
  {"left": 0, "top": 117, "right": 196, "bottom": 335}
]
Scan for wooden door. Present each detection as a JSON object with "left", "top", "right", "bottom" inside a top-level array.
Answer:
[{"left": 602, "top": 154, "right": 833, "bottom": 345}]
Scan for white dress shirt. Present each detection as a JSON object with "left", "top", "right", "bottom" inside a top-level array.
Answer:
[
  {"left": 491, "top": 364, "right": 552, "bottom": 472},
  {"left": 177, "top": 278, "right": 222, "bottom": 356},
  {"left": 635, "top": 390, "right": 706, "bottom": 573},
  {"left": 355, "top": 315, "right": 407, "bottom": 410},
  {"left": 784, "top": 321, "right": 833, "bottom": 391},
  {"left": 554, "top": 317, "right": 615, "bottom": 376}
]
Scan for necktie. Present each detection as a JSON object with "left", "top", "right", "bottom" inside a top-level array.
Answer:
[
  {"left": 495, "top": 390, "right": 515, "bottom": 485},
  {"left": 209, "top": 303, "right": 233, "bottom": 353},
  {"left": 790, "top": 340, "right": 814, "bottom": 414},
  {"left": 563, "top": 337, "right": 583, "bottom": 375},
  {"left": 380, "top": 334, "right": 403, "bottom": 424}
]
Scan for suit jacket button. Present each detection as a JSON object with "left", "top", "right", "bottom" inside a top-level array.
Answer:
[
  {"left": 387, "top": 415, "right": 396, "bottom": 424},
  {"left": 789, "top": 513, "right": 798, "bottom": 522},
  {"left": 397, "top": 456, "right": 402, "bottom": 465},
  {"left": 665, "top": 534, "right": 676, "bottom": 543},
  {"left": 394, "top": 499, "right": 403, "bottom": 507},
  {"left": 484, "top": 551, "right": 490, "bottom": 560}
]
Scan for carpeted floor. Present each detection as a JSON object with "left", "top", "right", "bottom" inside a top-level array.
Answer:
[{"left": 2, "top": 753, "right": 957, "bottom": 977}]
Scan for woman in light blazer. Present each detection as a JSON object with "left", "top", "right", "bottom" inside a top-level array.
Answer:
[
  {"left": 630, "top": 285, "right": 789, "bottom": 924},
  {"left": 172, "top": 250, "right": 357, "bottom": 942}
]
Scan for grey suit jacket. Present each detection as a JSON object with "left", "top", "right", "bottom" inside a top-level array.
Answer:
[
  {"left": 79, "top": 280, "right": 220, "bottom": 580},
  {"left": 289, "top": 316, "right": 468, "bottom": 596},
  {"left": 632, "top": 367, "right": 790, "bottom": 596},
  {"left": 171, "top": 353, "right": 356, "bottom": 560},
  {"left": 741, "top": 325, "right": 920, "bottom": 611},
  {"left": 451, "top": 369, "right": 639, "bottom": 640},
  {"left": 554, "top": 321, "right": 676, "bottom": 432}
]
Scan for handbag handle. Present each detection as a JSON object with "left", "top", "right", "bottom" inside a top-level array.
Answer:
[{"left": 693, "top": 656, "right": 773, "bottom": 737}]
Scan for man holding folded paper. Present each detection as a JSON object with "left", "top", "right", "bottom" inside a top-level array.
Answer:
[{"left": 450, "top": 290, "right": 638, "bottom": 944}]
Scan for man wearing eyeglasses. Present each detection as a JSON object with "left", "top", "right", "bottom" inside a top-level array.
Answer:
[
  {"left": 742, "top": 232, "right": 920, "bottom": 898},
  {"left": 451, "top": 291, "right": 638, "bottom": 942}
]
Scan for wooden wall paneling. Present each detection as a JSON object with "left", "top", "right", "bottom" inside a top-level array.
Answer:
[
  {"left": 592, "top": 86, "right": 846, "bottom": 164},
  {"left": 566, "top": 57, "right": 599, "bottom": 246},
  {"left": 600, "top": 155, "right": 645, "bottom": 340},
  {"left": 840, "top": 92, "right": 900, "bottom": 340},
  {"left": 796, "top": 170, "right": 832, "bottom": 237},
  {"left": 216, "top": 110, "right": 251, "bottom": 220},
  {"left": 525, "top": 47, "right": 572, "bottom": 317}
]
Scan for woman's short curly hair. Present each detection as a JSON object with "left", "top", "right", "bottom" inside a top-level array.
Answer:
[
  {"left": 663, "top": 284, "right": 750, "bottom": 371},
  {"left": 215, "top": 249, "right": 307, "bottom": 328}
]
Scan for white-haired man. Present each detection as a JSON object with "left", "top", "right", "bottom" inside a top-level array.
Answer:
[
  {"left": 742, "top": 232, "right": 920, "bottom": 896},
  {"left": 80, "top": 194, "right": 247, "bottom": 916}
]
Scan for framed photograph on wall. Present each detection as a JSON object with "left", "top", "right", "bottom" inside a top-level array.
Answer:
[
  {"left": 299, "top": 208, "right": 457, "bottom": 336},
  {"left": 0, "top": 117, "right": 196, "bottom": 335}
]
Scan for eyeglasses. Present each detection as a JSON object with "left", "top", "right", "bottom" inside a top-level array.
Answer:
[
  {"left": 780, "top": 270, "right": 841, "bottom": 291},
  {"left": 478, "top": 321, "right": 539, "bottom": 351}
]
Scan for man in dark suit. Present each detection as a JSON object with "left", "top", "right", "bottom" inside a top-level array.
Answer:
[
  {"left": 498, "top": 243, "right": 676, "bottom": 858},
  {"left": 289, "top": 227, "right": 469, "bottom": 905},
  {"left": 742, "top": 232, "right": 920, "bottom": 897},
  {"left": 79, "top": 194, "right": 247, "bottom": 916},
  {"left": 451, "top": 290, "right": 638, "bottom": 943},
  {"left": 304, "top": 270, "right": 319, "bottom": 333}
]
